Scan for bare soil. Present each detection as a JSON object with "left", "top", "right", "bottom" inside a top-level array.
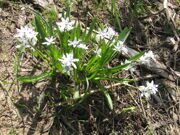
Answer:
[{"left": 0, "top": 0, "right": 179, "bottom": 135}]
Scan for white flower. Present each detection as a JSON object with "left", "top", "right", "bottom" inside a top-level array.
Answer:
[
  {"left": 15, "top": 26, "right": 37, "bottom": 39},
  {"left": 68, "top": 39, "right": 88, "bottom": 50},
  {"left": 56, "top": 17, "right": 75, "bottom": 32},
  {"left": 42, "top": 36, "right": 55, "bottom": 46},
  {"left": 123, "top": 60, "right": 136, "bottom": 72},
  {"left": 139, "top": 51, "right": 156, "bottom": 65},
  {"left": 139, "top": 81, "right": 158, "bottom": 99},
  {"left": 58, "top": 14, "right": 62, "bottom": 18},
  {"left": 58, "top": 52, "right": 79, "bottom": 74},
  {"left": 109, "top": 39, "right": 117, "bottom": 46},
  {"left": 94, "top": 48, "right": 102, "bottom": 57},
  {"left": 96, "top": 27, "right": 118, "bottom": 42},
  {"left": 113, "top": 40, "right": 128, "bottom": 55},
  {"left": 68, "top": 39, "right": 80, "bottom": 47},
  {"left": 78, "top": 43, "right": 88, "bottom": 50},
  {"left": 15, "top": 25, "right": 38, "bottom": 49}
]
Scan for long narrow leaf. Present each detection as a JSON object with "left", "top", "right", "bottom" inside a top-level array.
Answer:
[
  {"left": 18, "top": 71, "right": 53, "bottom": 83},
  {"left": 35, "top": 15, "right": 47, "bottom": 40},
  {"left": 103, "top": 90, "right": 113, "bottom": 110},
  {"left": 118, "top": 27, "right": 131, "bottom": 41},
  {"left": 129, "top": 51, "right": 145, "bottom": 61},
  {"left": 98, "top": 83, "right": 113, "bottom": 110},
  {"left": 94, "top": 76, "right": 131, "bottom": 82},
  {"left": 85, "top": 17, "right": 97, "bottom": 41}
]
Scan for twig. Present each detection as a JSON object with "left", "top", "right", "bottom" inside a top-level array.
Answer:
[{"left": 138, "top": 9, "right": 165, "bottom": 20}]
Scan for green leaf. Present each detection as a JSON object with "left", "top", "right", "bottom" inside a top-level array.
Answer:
[
  {"left": 45, "top": 45, "right": 62, "bottom": 71},
  {"left": 111, "top": 0, "right": 122, "bottom": 31},
  {"left": 87, "top": 71, "right": 98, "bottom": 80},
  {"left": 101, "top": 63, "right": 129, "bottom": 74},
  {"left": 18, "top": 71, "right": 53, "bottom": 83},
  {"left": 35, "top": 15, "right": 47, "bottom": 40},
  {"left": 97, "top": 83, "right": 113, "bottom": 110},
  {"left": 122, "top": 106, "right": 136, "bottom": 113},
  {"left": 103, "top": 90, "right": 113, "bottom": 110},
  {"left": 100, "top": 51, "right": 145, "bottom": 75},
  {"left": 49, "top": 45, "right": 62, "bottom": 60},
  {"left": 129, "top": 51, "right": 145, "bottom": 61},
  {"left": 118, "top": 27, "right": 131, "bottom": 41},
  {"left": 13, "top": 51, "right": 22, "bottom": 77},
  {"left": 47, "top": 6, "right": 58, "bottom": 21},
  {"left": 94, "top": 76, "right": 130, "bottom": 83},
  {"left": 85, "top": 17, "right": 97, "bottom": 41},
  {"left": 72, "top": 23, "right": 81, "bottom": 39},
  {"left": 86, "top": 56, "right": 99, "bottom": 72},
  {"left": 100, "top": 46, "right": 115, "bottom": 66}
]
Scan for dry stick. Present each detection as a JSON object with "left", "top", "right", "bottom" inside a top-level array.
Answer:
[
  {"left": 125, "top": 47, "right": 180, "bottom": 81},
  {"left": 138, "top": 8, "right": 165, "bottom": 20}
]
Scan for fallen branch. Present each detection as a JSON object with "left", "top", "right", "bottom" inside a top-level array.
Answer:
[{"left": 125, "top": 47, "right": 180, "bottom": 81}]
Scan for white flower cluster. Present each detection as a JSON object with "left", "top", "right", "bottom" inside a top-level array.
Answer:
[
  {"left": 139, "top": 51, "right": 156, "bottom": 66},
  {"left": 113, "top": 40, "right": 128, "bottom": 55},
  {"left": 15, "top": 26, "right": 38, "bottom": 49},
  {"left": 139, "top": 81, "right": 158, "bottom": 99},
  {"left": 58, "top": 53, "right": 79, "bottom": 75},
  {"left": 96, "top": 27, "right": 118, "bottom": 42},
  {"left": 68, "top": 39, "right": 88, "bottom": 50},
  {"left": 94, "top": 48, "right": 102, "bottom": 58},
  {"left": 56, "top": 17, "right": 75, "bottom": 32},
  {"left": 94, "top": 26, "right": 129, "bottom": 57},
  {"left": 123, "top": 60, "right": 136, "bottom": 72},
  {"left": 15, "top": 16, "right": 160, "bottom": 100},
  {"left": 15, "top": 17, "right": 158, "bottom": 81},
  {"left": 42, "top": 37, "right": 55, "bottom": 46}
]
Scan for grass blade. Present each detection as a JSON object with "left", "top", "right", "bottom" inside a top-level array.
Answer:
[
  {"left": 18, "top": 71, "right": 53, "bottom": 83},
  {"left": 98, "top": 83, "right": 113, "bottom": 110},
  {"left": 35, "top": 15, "right": 47, "bottom": 40}
]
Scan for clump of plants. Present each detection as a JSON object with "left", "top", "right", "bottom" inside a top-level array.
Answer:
[{"left": 14, "top": 8, "right": 158, "bottom": 110}]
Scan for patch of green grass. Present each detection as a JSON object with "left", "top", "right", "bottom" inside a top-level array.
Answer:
[{"left": 8, "top": 128, "right": 17, "bottom": 135}]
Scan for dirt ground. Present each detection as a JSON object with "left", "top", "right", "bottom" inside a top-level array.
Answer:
[{"left": 0, "top": 0, "right": 179, "bottom": 135}]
